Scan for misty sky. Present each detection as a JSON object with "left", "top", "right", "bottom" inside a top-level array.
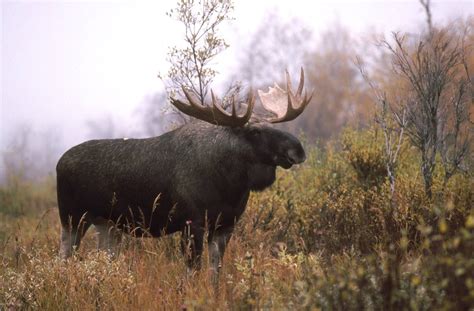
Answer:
[{"left": 1, "top": 0, "right": 473, "bottom": 167}]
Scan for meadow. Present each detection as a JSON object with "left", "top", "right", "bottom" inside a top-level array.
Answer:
[{"left": 1, "top": 128, "right": 473, "bottom": 310}]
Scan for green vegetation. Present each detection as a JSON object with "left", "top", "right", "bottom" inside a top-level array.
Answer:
[
  {"left": 1, "top": 128, "right": 472, "bottom": 310},
  {"left": 1, "top": 1, "right": 472, "bottom": 308}
]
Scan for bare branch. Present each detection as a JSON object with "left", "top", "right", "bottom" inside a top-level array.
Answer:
[
  {"left": 419, "top": 0, "right": 434, "bottom": 38},
  {"left": 160, "top": 0, "right": 235, "bottom": 123},
  {"left": 381, "top": 27, "right": 470, "bottom": 197},
  {"left": 356, "top": 58, "right": 406, "bottom": 196}
]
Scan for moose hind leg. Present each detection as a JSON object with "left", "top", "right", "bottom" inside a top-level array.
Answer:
[
  {"left": 94, "top": 218, "right": 122, "bottom": 257},
  {"left": 59, "top": 220, "right": 91, "bottom": 259},
  {"left": 59, "top": 226, "right": 74, "bottom": 259}
]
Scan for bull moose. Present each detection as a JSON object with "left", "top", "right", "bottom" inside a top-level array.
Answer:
[{"left": 56, "top": 69, "right": 312, "bottom": 283}]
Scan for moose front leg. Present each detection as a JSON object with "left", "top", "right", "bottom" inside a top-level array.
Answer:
[
  {"left": 181, "top": 221, "right": 205, "bottom": 272},
  {"left": 208, "top": 227, "right": 233, "bottom": 288}
]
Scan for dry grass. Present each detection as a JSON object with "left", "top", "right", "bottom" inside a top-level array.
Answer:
[
  {"left": 0, "top": 210, "right": 319, "bottom": 310},
  {"left": 1, "top": 128, "right": 473, "bottom": 310}
]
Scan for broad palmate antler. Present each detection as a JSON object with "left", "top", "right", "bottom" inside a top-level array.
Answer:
[{"left": 170, "top": 68, "right": 312, "bottom": 126}]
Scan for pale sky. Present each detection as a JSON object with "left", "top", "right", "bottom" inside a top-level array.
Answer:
[{"left": 1, "top": 0, "right": 473, "bottom": 166}]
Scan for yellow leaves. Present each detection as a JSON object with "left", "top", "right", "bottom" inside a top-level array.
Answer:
[
  {"left": 411, "top": 275, "right": 421, "bottom": 287},
  {"left": 3, "top": 127, "right": 474, "bottom": 309},
  {"left": 438, "top": 218, "right": 448, "bottom": 234},
  {"left": 341, "top": 128, "right": 388, "bottom": 187},
  {"left": 466, "top": 215, "right": 474, "bottom": 229},
  {"left": 400, "top": 236, "right": 409, "bottom": 250},
  {"left": 417, "top": 224, "right": 433, "bottom": 236},
  {"left": 455, "top": 268, "right": 466, "bottom": 276},
  {"left": 466, "top": 278, "right": 474, "bottom": 293}
]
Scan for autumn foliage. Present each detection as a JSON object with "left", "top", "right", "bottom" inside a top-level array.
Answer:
[
  {"left": 1, "top": 125, "right": 473, "bottom": 309},
  {"left": 1, "top": 3, "right": 473, "bottom": 310}
]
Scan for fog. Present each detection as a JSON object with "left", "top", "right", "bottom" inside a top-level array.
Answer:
[{"left": 1, "top": 0, "right": 472, "bottom": 181}]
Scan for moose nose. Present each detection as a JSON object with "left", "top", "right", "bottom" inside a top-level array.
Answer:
[{"left": 287, "top": 148, "right": 306, "bottom": 164}]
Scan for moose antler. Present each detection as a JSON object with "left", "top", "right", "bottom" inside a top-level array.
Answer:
[
  {"left": 258, "top": 68, "right": 313, "bottom": 123},
  {"left": 170, "top": 87, "right": 255, "bottom": 127}
]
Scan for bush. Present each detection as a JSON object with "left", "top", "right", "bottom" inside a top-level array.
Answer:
[
  {"left": 0, "top": 175, "right": 56, "bottom": 217},
  {"left": 0, "top": 128, "right": 472, "bottom": 309}
]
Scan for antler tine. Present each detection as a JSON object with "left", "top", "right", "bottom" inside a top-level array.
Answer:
[
  {"left": 169, "top": 87, "right": 202, "bottom": 116},
  {"left": 231, "top": 93, "right": 237, "bottom": 117},
  {"left": 305, "top": 89, "right": 314, "bottom": 106},
  {"left": 296, "top": 67, "right": 304, "bottom": 96},
  {"left": 170, "top": 86, "right": 254, "bottom": 127},
  {"left": 183, "top": 87, "right": 200, "bottom": 108},
  {"left": 277, "top": 68, "right": 312, "bottom": 122},
  {"left": 258, "top": 69, "right": 312, "bottom": 123},
  {"left": 285, "top": 70, "right": 293, "bottom": 96},
  {"left": 210, "top": 89, "right": 227, "bottom": 115},
  {"left": 243, "top": 90, "right": 255, "bottom": 120},
  {"left": 211, "top": 90, "right": 243, "bottom": 120}
]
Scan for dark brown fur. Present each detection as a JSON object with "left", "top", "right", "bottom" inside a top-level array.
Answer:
[{"left": 57, "top": 121, "right": 305, "bottom": 267}]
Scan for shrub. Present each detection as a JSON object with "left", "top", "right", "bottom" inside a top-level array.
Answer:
[{"left": 0, "top": 128, "right": 472, "bottom": 309}]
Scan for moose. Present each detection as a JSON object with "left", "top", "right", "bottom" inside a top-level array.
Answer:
[{"left": 56, "top": 69, "right": 312, "bottom": 283}]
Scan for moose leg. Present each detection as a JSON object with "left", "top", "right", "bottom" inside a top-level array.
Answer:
[
  {"left": 59, "top": 219, "right": 91, "bottom": 259},
  {"left": 94, "top": 218, "right": 122, "bottom": 257},
  {"left": 208, "top": 227, "right": 233, "bottom": 287},
  {"left": 181, "top": 222, "right": 205, "bottom": 272}
]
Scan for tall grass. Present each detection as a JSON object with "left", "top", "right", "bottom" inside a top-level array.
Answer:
[{"left": 1, "top": 128, "right": 473, "bottom": 310}]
